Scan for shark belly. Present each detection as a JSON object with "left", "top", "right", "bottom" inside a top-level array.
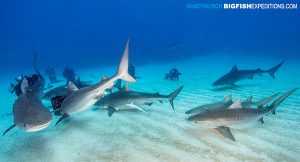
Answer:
[
  {"left": 15, "top": 118, "right": 53, "bottom": 132},
  {"left": 61, "top": 89, "right": 101, "bottom": 115}
]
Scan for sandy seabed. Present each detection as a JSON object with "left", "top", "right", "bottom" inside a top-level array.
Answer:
[{"left": 0, "top": 55, "right": 299, "bottom": 162}]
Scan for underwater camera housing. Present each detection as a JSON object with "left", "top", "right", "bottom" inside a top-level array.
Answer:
[{"left": 51, "top": 95, "right": 66, "bottom": 116}]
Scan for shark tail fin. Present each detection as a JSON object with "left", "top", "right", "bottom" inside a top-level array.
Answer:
[
  {"left": 267, "top": 88, "right": 297, "bottom": 113},
  {"left": 267, "top": 60, "right": 285, "bottom": 79},
  {"left": 168, "top": 86, "right": 183, "bottom": 110},
  {"left": 33, "top": 53, "right": 42, "bottom": 76},
  {"left": 255, "top": 92, "right": 280, "bottom": 108},
  {"left": 116, "top": 39, "right": 136, "bottom": 83}
]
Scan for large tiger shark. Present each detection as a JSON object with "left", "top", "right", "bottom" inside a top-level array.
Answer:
[
  {"left": 185, "top": 92, "right": 280, "bottom": 115},
  {"left": 55, "top": 39, "right": 136, "bottom": 126},
  {"left": 3, "top": 54, "right": 53, "bottom": 136},
  {"left": 188, "top": 88, "right": 297, "bottom": 141}
]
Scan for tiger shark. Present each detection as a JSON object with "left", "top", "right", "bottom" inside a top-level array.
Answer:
[
  {"left": 188, "top": 88, "right": 297, "bottom": 141},
  {"left": 55, "top": 39, "right": 136, "bottom": 126},
  {"left": 95, "top": 83, "right": 183, "bottom": 116},
  {"left": 185, "top": 92, "right": 279, "bottom": 115},
  {"left": 213, "top": 61, "right": 285, "bottom": 86},
  {"left": 3, "top": 54, "right": 53, "bottom": 136}
]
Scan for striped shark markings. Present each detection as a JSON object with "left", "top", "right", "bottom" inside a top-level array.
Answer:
[{"left": 188, "top": 88, "right": 297, "bottom": 141}]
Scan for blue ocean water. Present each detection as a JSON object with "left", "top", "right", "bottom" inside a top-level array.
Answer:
[
  {"left": 0, "top": 1, "right": 299, "bottom": 162},
  {"left": 0, "top": 0, "right": 299, "bottom": 70}
]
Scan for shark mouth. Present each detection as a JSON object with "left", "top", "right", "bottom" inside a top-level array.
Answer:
[{"left": 23, "top": 120, "right": 52, "bottom": 132}]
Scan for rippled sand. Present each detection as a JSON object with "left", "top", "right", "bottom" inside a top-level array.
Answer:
[{"left": 0, "top": 55, "right": 299, "bottom": 162}]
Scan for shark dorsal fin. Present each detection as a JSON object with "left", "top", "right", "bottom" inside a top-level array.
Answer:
[
  {"left": 68, "top": 81, "right": 79, "bottom": 92},
  {"left": 222, "top": 94, "right": 232, "bottom": 103},
  {"left": 122, "top": 83, "right": 130, "bottom": 91},
  {"left": 247, "top": 96, "right": 253, "bottom": 102},
  {"left": 230, "top": 65, "right": 238, "bottom": 72},
  {"left": 229, "top": 99, "right": 242, "bottom": 109}
]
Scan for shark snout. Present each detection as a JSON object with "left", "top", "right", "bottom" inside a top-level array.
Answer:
[{"left": 187, "top": 115, "right": 203, "bottom": 121}]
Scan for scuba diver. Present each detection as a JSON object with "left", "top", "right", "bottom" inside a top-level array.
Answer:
[
  {"left": 63, "top": 67, "right": 77, "bottom": 83},
  {"left": 9, "top": 74, "right": 43, "bottom": 96},
  {"left": 48, "top": 67, "right": 92, "bottom": 115},
  {"left": 45, "top": 66, "right": 59, "bottom": 84},
  {"left": 165, "top": 67, "right": 181, "bottom": 81},
  {"left": 128, "top": 63, "right": 136, "bottom": 79}
]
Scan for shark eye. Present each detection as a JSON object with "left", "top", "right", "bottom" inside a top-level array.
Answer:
[{"left": 24, "top": 124, "right": 27, "bottom": 127}]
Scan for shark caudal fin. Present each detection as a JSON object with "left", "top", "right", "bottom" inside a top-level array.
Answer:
[
  {"left": 116, "top": 39, "right": 136, "bottom": 83},
  {"left": 33, "top": 53, "right": 42, "bottom": 76},
  {"left": 168, "top": 86, "right": 184, "bottom": 110},
  {"left": 255, "top": 92, "right": 280, "bottom": 108},
  {"left": 267, "top": 60, "right": 285, "bottom": 79},
  {"left": 267, "top": 88, "right": 297, "bottom": 114}
]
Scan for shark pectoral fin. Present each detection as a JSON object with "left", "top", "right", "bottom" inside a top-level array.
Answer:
[
  {"left": 215, "top": 126, "right": 236, "bottom": 141},
  {"left": 55, "top": 114, "right": 70, "bottom": 126},
  {"left": 258, "top": 117, "right": 264, "bottom": 124},
  {"left": 168, "top": 86, "right": 184, "bottom": 110},
  {"left": 271, "top": 109, "right": 275, "bottom": 115},
  {"left": 108, "top": 106, "right": 116, "bottom": 117},
  {"left": 2, "top": 124, "right": 16, "bottom": 136},
  {"left": 126, "top": 103, "right": 146, "bottom": 112}
]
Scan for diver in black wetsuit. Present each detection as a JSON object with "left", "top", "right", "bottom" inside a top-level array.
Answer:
[
  {"left": 128, "top": 63, "right": 136, "bottom": 79},
  {"left": 165, "top": 67, "right": 181, "bottom": 81},
  {"left": 63, "top": 67, "right": 76, "bottom": 84},
  {"left": 50, "top": 67, "right": 92, "bottom": 115},
  {"left": 45, "top": 66, "right": 59, "bottom": 84},
  {"left": 9, "top": 74, "right": 42, "bottom": 96}
]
